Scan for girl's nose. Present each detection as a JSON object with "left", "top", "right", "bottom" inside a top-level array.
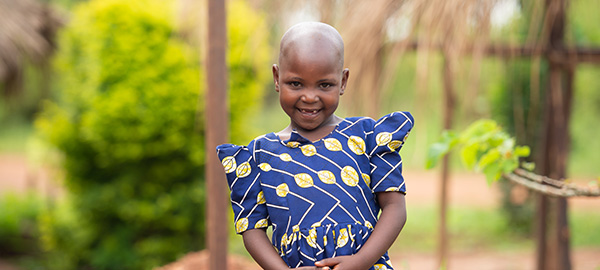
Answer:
[{"left": 301, "top": 89, "right": 319, "bottom": 103}]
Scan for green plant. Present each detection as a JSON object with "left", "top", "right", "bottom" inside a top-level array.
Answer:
[
  {"left": 426, "top": 119, "right": 531, "bottom": 184},
  {"left": 0, "top": 193, "right": 44, "bottom": 256},
  {"left": 35, "top": 0, "right": 271, "bottom": 269},
  {"left": 426, "top": 119, "right": 535, "bottom": 236}
]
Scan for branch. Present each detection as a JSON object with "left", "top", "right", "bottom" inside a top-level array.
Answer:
[{"left": 503, "top": 169, "right": 600, "bottom": 198}]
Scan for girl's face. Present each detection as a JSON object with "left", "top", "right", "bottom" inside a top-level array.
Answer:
[{"left": 273, "top": 47, "right": 349, "bottom": 135}]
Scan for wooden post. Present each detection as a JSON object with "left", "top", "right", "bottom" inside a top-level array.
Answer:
[
  {"left": 535, "top": 0, "right": 572, "bottom": 269},
  {"left": 437, "top": 49, "right": 456, "bottom": 269},
  {"left": 205, "top": 0, "right": 228, "bottom": 269}
]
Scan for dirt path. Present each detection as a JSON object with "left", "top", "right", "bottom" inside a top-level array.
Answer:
[
  {"left": 1, "top": 154, "right": 599, "bottom": 269},
  {"left": 0, "top": 153, "right": 61, "bottom": 198}
]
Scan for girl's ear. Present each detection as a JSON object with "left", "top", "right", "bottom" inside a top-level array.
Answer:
[
  {"left": 340, "top": 68, "right": 349, "bottom": 95},
  {"left": 272, "top": 64, "right": 280, "bottom": 92}
]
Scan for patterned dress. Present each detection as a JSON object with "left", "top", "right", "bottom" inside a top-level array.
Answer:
[{"left": 216, "top": 112, "right": 414, "bottom": 269}]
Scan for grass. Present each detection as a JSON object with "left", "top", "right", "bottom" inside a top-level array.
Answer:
[
  {"left": 391, "top": 204, "right": 600, "bottom": 254},
  {"left": 392, "top": 205, "right": 532, "bottom": 253},
  {"left": 0, "top": 122, "right": 33, "bottom": 153}
]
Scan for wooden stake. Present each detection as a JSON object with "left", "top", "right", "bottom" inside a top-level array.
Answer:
[{"left": 206, "top": 0, "right": 228, "bottom": 269}]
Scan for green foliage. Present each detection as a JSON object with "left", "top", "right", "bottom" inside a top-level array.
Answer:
[
  {"left": 34, "top": 0, "right": 271, "bottom": 269},
  {"left": 227, "top": 0, "right": 272, "bottom": 144},
  {"left": 426, "top": 119, "right": 531, "bottom": 184},
  {"left": 0, "top": 193, "right": 44, "bottom": 256},
  {"left": 568, "top": 0, "right": 600, "bottom": 46},
  {"left": 488, "top": 59, "right": 547, "bottom": 154},
  {"left": 569, "top": 66, "right": 600, "bottom": 177}
]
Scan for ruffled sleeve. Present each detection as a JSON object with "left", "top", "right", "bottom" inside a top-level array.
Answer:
[
  {"left": 367, "top": 111, "right": 414, "bottom": 193},
  {"left": 216, "top": 142, "right": 270, "bottom": 234}
]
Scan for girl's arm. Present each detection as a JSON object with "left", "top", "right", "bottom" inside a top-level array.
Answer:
[
  {"left": 242, "top": 228, "right": 290, "bottom": 269},
  {"left": 314, "top": 192, "right": 407, "bottom": 269}
]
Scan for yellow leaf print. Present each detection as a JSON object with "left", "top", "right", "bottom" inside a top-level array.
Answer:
[
  {"left": 276, "top": 183, "right": 289, "bottom": 197},
  {"left": 279, "top": 153, "right": 292, "bottom": 162},
  {"left": 307, "top": 228, "right": 317, "bottom": 248},
  {"left": 373, "top": 264, "right": 388, "bottom": 270},
  {"left": 255, "top": 218, "right": 268, "bottom": 228},
  {"left": 388, "top": 140, "right": 403, "bottom": 151},
  {"left": 311, "top": 222, "right": 321, "bottom": 228},
  {"left": 324, "top": 138, "right": 343, "bottom": 151},
  {"left": 236, "top": 162, "right": 251, "bottom": 178},
  {"left": 404, "top": 132, "right": 410, "bottom": 142},
  {"left": 257, "top": 191, "right": 266, "bottom": 204},
  {"left": 376, "top": 132, "right": 392, "bottom": 146},
  {"left": 258, "top": 163, "right": 272, "bottom": 172},
  {"left": 336, "top": 228, "right": 349, "bottom": 248},
  {"left": 235, "top": 218, "right": 248, "bottom": 233},
  {"left": 300, "top": 144, "right": 317, "bottom": 157},
  {"left": 348, "top": 136, "right": 366, "bottom": 155},
  {"left": 318, "top": 170, "right": 336, "bottom": 184},
  {"left": 362, "top": 173, "right": 371, "bottom": 186},
  {"left": 341, "top": 166, "right": 359, "bottom": 187},
  {"left": 364, "top": 221, "right": 373, "bottom": 229},
  {"left": 292, "top": 225, "right": 300, "bottom": 233},
  {"left": 222, "top": 156, "right": 236, "bottom": 173},
  {"left": 286, "top": 141, "right": 300, "bottom": 148},
  {"left": 385, "top": 187, "right": 399, "bottom": 192},
  {"left": 295, "top": 173, "right": 314, "bottom": 188},
  {"left": 281, "top": 233, "right": 288, "bottom": 247}
]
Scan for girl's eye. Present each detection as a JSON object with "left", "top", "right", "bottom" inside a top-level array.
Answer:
[
  {"left": 320, "top": 83, "right": 332, "bottom": 89},
  {"left": 290, "top": 81, "right": 301, "bottom": 87}
]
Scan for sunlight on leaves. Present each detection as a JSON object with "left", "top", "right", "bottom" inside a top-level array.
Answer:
[{"left": 426, "top": 119, "right": 531, "bottom": 184}]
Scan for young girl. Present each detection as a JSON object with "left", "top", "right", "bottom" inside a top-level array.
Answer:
[{"left": 217, "top": 22, "right": 413, "bottom": 270}]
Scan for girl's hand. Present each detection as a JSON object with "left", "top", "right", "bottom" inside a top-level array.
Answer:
[{"left": 314, "top": 255, "right": 370, "bottom": 270}]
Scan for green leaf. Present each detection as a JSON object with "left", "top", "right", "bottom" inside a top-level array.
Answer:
[
  {"left": 501, "top": 159, "right": 519, "bottom": 174},
  {"left": 477, "top": 148, "right": 501, "bottom": 171},
  {"left": 482, "top": 161, "right": 502, "bottom": 185},
  {"left": 460, "top": 143, "right": 480, "bottom": 169},
  {"left": 426, "top": 142, "right": 449, "bottom": 169},
  {"left": 521, "top": 161, "right": 535, "bottom": 171},
  {"left": 425, "top": 131, "right": 457, "bottom": 169},
  {"left": 514, "top": 145, "right": 531, "bottom": 158}
]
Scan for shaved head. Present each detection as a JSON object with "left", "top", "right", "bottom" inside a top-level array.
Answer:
[{"left": 278, "top": 22, "right": 345, "bottom": 69}]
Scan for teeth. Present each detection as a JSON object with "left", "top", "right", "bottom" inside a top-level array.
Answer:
[{"left": 301, "top": 109, "right": 318, "bottom": 113}]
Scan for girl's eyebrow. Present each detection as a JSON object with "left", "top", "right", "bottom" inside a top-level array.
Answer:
[
  {"left": 317, "top": 78, "right": 336, "bottom": 82},
  {"left": 284, "top": 76, "right": 304, "bottom": 82}
]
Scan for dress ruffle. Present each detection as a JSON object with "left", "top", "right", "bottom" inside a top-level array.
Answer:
[{"left": 278, "top": 223, "right": 377, "bottom": 266}]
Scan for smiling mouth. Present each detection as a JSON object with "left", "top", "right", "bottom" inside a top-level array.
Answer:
[{"left": 299, "top": 108, "right": 320, "bottom": 114}]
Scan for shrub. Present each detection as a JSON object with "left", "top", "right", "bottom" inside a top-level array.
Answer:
[
  {"left": 0, "top": 193, "right": 44, "bottom": 256},
  {"left": 35, "top": 0, "right": 271, "bottom": 269}
]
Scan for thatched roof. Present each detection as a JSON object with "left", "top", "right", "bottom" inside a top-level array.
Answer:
[{"left": 0, "top": 0, "right": 63, "bottom": 95}]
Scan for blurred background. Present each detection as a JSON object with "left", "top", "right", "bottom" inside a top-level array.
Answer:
[{"left": 0, "top": 0, "right": 599, "bottom": 269}]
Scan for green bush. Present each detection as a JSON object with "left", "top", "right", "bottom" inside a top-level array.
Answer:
[
  {"left": 0, "top": 193, "right": 44, "bottom": 256},
  {"left": 35, "top": 0, "right": 271, "bottom": 269}
]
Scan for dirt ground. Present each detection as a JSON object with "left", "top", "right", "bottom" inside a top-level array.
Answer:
[{"left": 1, "top": 153, "right": 599, "bottom": 270}]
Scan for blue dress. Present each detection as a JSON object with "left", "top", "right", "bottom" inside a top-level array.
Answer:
[{"left": 216, "top": 112, "right": 413, "bottom": 269}]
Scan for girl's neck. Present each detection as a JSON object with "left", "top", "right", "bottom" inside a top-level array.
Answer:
[{"left": 277, "top": 115, "right": 343, "bottom": 143}]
